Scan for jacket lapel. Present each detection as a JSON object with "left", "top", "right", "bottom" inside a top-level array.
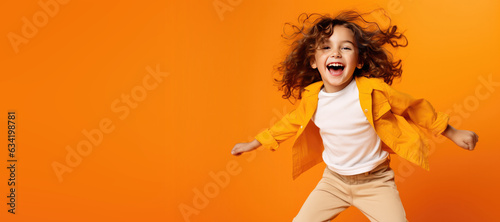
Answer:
[
  {"left": 356, "top": 77, "right": 375, "bottom": 128},
  {"left": 302, "top": 81, "right": 323, "bottom": 127}
]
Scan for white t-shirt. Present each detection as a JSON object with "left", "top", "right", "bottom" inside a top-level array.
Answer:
[{"left": 311, "top": 79, "right": 388, "bottom": 175}]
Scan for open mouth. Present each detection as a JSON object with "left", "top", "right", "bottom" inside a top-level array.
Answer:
[{"left": 327, "top": 63, "right": 344, "bottom": 75}]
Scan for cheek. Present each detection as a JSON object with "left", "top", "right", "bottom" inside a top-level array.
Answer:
[{"left": 319, "top": 54, "right": 329, "bottom": 63}]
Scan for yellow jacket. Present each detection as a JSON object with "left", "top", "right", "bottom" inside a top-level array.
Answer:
[{"left": 255, "top": 76, "right": 450, "bottom": 179}]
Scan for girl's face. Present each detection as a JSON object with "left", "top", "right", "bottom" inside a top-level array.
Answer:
[{"left": 310, "top": 25, "right": 362, "bottom": 93}]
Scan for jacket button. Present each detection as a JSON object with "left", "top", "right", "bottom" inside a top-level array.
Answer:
[
  {"left": 364, "top": 109, "right": 368, "bottom": 112},
  {"left": 300, "top": 125, "right": 303, "bottom": 129}
]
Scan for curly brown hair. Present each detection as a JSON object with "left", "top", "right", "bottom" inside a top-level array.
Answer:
[{"left": 275, "top": 10, "right": 408, "bottom": 101}]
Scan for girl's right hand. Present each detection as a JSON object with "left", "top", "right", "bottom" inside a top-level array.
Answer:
[{"left": 231, "top": 139, "right": 262, "bottom": 156}]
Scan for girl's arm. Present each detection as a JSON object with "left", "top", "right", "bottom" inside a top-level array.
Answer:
[
  {"left": 381, "top": 81, "right": 449, "bottom": 136},
  {"left": 231, "top": 93, "right": 310, "bottom": 156},
  {"left": 442, "top": 124, "right": 479, "bottom": 151},
  {"left": 231, "top": 104, "right": 304, "bottom": 156},
  {"left": 381, "top": 81, "right": 479, "bottom": 150},
  {"left": 230, "top": 106, "right": 303, "bottom": 156}
]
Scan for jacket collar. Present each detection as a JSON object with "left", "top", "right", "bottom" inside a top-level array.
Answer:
[{"left": 302, "top": 76, "right": 382, "bottom": 98}]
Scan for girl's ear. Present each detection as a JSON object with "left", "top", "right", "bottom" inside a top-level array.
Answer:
[
  {"left": 357, "top": 56, "right": 364, "bottom": 69},
  {"left": 310, "top": 59, "right": 317, "bottom": 69}
]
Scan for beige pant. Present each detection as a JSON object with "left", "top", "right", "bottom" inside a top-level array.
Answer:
[{"left": 293, "top": 160, "right": 407, "bottom": 222}]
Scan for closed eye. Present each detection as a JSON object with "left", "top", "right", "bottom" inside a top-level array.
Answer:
[{"left": 341, "top": 47, "right": 352, "bottom": 50}]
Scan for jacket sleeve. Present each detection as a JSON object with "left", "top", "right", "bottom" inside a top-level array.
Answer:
[
  {"left": 254, "top": 97, "right": 308, "bottom": 151},
  {"left": 382, "top": 82, "right": 449, "bottom": 136}
]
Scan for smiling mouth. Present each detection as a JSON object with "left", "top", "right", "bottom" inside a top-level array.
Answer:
[{"left": 327, "top": 63, "right": 344, "bottom": 75}]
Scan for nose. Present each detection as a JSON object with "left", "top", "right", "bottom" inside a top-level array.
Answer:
[{"left": 331, "top": 50, "right": 341, "bottom": 58}]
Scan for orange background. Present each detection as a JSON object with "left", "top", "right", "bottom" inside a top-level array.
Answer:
[{"left": 0, "top": 0, "right": 499, "bottom": 221}]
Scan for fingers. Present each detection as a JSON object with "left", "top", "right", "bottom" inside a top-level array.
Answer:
[
  {"left": 470, "top": 131, "right": 478, "bottom": 151},
  {"left": 231, "top": 143, "right": 247, "bottom": 156},
  {"left": 231, "top": 147, "right": 242, "bottom": 156},
  {"left": 464, "top": 131, "right": 478, "bottom": 151},
  {"left": 467, "top": 142, "right": 474, "bottom": 151},
  {"left": 464, "top": 139, "right": 474, "bottom": 151},
  {"left": 461, "top": 141, "right": 471, "bottom": 151}
]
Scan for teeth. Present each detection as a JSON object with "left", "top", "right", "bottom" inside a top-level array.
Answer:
[{"left": 327, "top": 63, "right": 344, "bottom": 67}]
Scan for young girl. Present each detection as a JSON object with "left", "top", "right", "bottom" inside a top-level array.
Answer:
[{"left": 231, "top": 10, "right": 478, "bottom": 221}]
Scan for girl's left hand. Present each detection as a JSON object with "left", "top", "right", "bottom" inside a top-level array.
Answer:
[{"left": 443, "top": 125, "right": 479, "bottom": 151}]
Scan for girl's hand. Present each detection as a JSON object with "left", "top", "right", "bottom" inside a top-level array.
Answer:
[
  {"left": 231, "top": 139, "right": 261, "bottom": 156},
  {"left": 442, "top": 125, "right": 479, "bottom": 151}
]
